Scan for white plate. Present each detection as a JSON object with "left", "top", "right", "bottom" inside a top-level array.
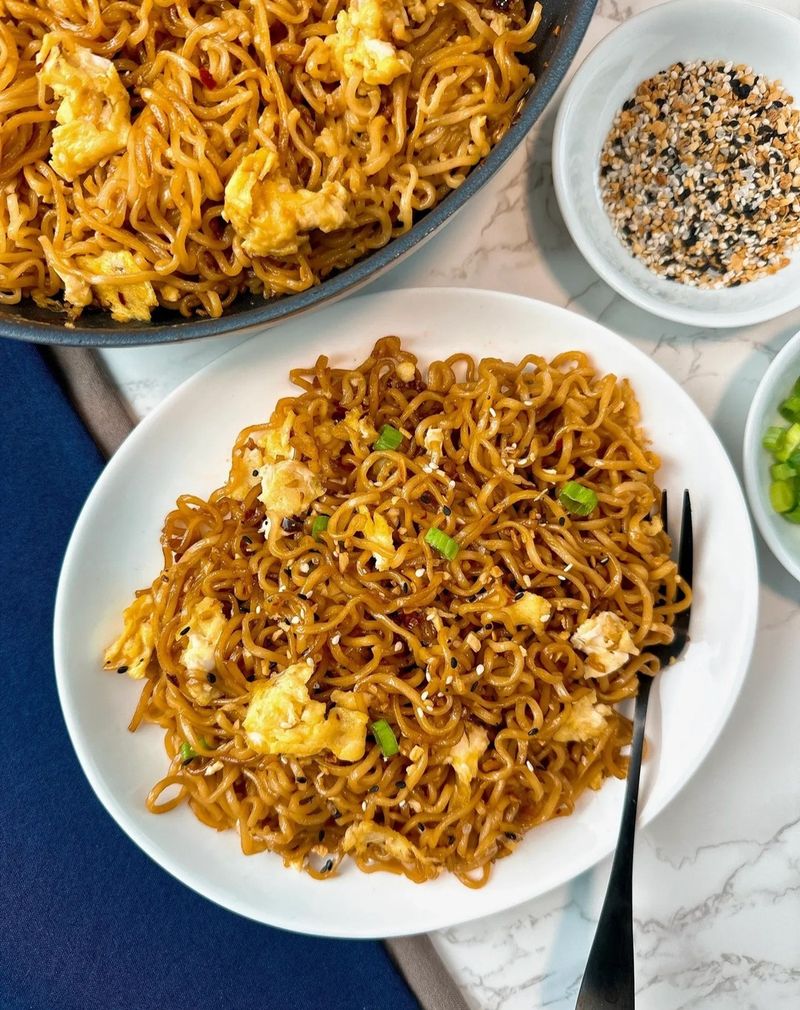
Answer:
[
  {"left": 54, "top": 288, "right": 758, "bottom": 938},
  {"left": 552, "top": 0, "right": 800, "bottom": 328},
  {"left": 743, "top": 325, "right": 800, "bottom": 580}
]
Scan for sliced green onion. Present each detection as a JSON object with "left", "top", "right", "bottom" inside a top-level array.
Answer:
[
  {"left": 784, "top": 504, "right": 800, "bottom": 524},
  {"left": 558, "top": 481, "right": 599, "bottom": 517},
  {"left": 311, "top": 514, "right": 330, "bottom": 540},
  {"left": 373, "top": 424, "right": 403, "bottom": 452},
  {"left": 763, "top": 426, "right": 785, "bottom": 455},
  {"left": 776, "top": 423, "right": 800, "bottom": 461},
  {"left": 770, "top": 480, "right": 796, "bottom": 514},
  {"left": 771, "top": 462, "right": 796, "bottom": 481},
  {"left": 779, "top": 394, "right": 800, "bottom": 423},
  {"left": 425, "top": 526, "right": 459, "bottom": 560},
  {"left": 179, "top": 742, "right": 196, "bottom": 763},
  {"left": 371, "top": 719, "right": 399, "bottom": 757}
]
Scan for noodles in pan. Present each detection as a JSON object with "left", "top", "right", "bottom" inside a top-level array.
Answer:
[
  {"left": 104, "top": 338, "right": 689, "bottom": 886},
  {"left": 0, "top": 0, "right": 540, "bottom": 321}
]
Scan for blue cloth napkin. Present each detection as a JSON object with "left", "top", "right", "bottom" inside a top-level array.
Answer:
[{"left": 0, "top": 339, "right": 421, "bottom": 1010}]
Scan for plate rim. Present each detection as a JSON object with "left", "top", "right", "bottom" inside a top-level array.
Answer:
[{"left": 53, "top": 287, "right": 759, "bottom": 937}]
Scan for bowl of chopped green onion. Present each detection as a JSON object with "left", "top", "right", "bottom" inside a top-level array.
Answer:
[{"left": 744, "top": 327, "right": 800, "bottom": 580}]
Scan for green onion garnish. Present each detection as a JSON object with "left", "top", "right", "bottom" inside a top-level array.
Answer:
[
  {"left": 779, "top": 394, "right": 800, "bottom": 423},
  {"left": 311, "top": 514, "right": 330, "bottom": 540},
  {"left": 763, "top": 426, "right": 785, "bottom": 454},
  {"left": 558, "top": 481, "right": 598, "bottom": 517},
  {"left": 424, "top": 526, "right": 459, "bottom": 560},
  {"left": 771, "top": 462, "right": 796, "bottom": 481},
  {"left": 373, "top": 424, "right": 403, "bottom": 452},
  {"left": 776, "top": 422, "right": 800, "bottom": 461},
  {"left": 371, "top": 719, "right": 399, "bottom": 757},
  {"left": 770, "top": 480, "right": 796, "bottom": 514},
  {"left": 179, "top": 742, "right": 196, "bottom": 763}
]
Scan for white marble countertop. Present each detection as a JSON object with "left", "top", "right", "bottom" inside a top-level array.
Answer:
[{"left": 100, "top": 2, "right": 800, "bottom": 1006}]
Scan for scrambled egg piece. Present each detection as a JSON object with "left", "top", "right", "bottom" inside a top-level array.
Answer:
[
  {"left": 326, "top": 0, "right": 411, "bottom": 86},
  {"left": 38, "top": 35, "right": 131, "bottom": 181},
  {"left": 259, "top": 459, "right": 323, "bottom": 518},
  {"left": 342, "top": 821, "right": 431, "bottom": 869},
  {"left": 244, "top": 662, "right": 368, "bottom": 760},
  {"left": 181, "top": 597, "right": 227, "bottom": 674},
  {"left": 103, "top": 592, "right": 156, "bottom": 679},
  {"left": 553, "top": 691, "right": 613, "bottom": 743},
  {"left": 571, "top": 611, "right": 640, "bottom": 676},
  {"left": 483, "top": 592, "right": 552, "bottom": 633},
  {"left": 227, "top": 410, "right": 296, "bottom": 499},
  {"left": 360, "top": 510, "right": 395, "bottom": 570},
  {"left": 40, "top": 238, "right": 91, "bottom": 311},
  {"left": 447, "top": 724, "right": 488, "bottom": 802},
  {"left": 224, "top": 148, "right": 349, "bottom": 257},
  {"left": 40, "top": 243, "right": 156, "bottom": 321},
  {"left": 81, "top": 250, "right": 157, "bottom": 322}
]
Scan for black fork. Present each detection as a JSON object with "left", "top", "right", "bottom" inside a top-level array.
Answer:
[{"left": 574, "top": 491, "right": 693, "bottom": 1010}]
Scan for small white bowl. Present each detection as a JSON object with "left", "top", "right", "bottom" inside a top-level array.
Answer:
[
  {"left": 552, "top": 0, "right": 800, "bottom": 328},
  {"left": 744, "top": 327, "right": 800, "bottom": 581}
]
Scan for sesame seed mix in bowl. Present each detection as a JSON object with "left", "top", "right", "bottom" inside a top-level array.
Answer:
[{"left": 599, "top": 60, "right": 800, "bottom": 288}]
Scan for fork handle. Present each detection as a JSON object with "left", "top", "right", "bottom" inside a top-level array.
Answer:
[{"left": 574, "top": 674, "right": 652, "bottom": 1010}]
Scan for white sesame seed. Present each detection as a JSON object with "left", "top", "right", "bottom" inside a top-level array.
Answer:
[
  {"left": 362, "top": 800, "right": 368, "bottom": 811},
  {"left": 421, "top": 690, "right": 428, "bottom": 700},
  {"left": 526, "top": 760, "right": 534, "bottom": 772},
  {"left": 331, "top": 633, "right": 341, "bottom": 645},
  {"left": 564, "top": 563, "right": 573, "bottom": 572},
  {"left": 394, "top": 641, "right": 403, "bottom": 652},
  {"left": 475, "top": 664, "right": 485, "bottom": 675},
  {"left": 489, "top": 407, "right": 496, "bottom": 417},
  {"left": 291, "top": 615, "right": 300, "bottom": 625},
  {"left": 448, "top": 480, "right": 456, "bottom": 489},
  {"left": 306, "top": 656, "right": 314, "bottom": 665},
  {"left": 558, "top": 575, "right": 567, "bottom": 582},
  {"left": 415, "top": 567, "right": 425, "bottom": 577},
  {"left": 416, "top": 707, "right": 424, "bottom": 718}
]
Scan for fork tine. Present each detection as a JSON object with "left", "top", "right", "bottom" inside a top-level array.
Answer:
[
  {"left": 679, "top": 490, "right": 693, "bottom": 586},
  {"left": 661, "top": 489, "right": 669, "bottom": 534}
]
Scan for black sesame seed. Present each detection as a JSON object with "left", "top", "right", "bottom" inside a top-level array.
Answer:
[
  {"left": 368, "top": 784, "right": 380, "bottom": 793},
  {"left": 450, "top": 657, "right": 458, "bottom": 669},
  {"left": 558, "top": 516, "right": 566, "bottom": 526},
  {"left": 297, "top": 776, "right": 307, "bottom": 783},
  {"left": 505, "top": 831, "right": 517, "bottom": 840},
  {"left": 251, "top": 469, "right": 259, "bottom": 477},
  {"left": 322, "top": 859, "right": 334, "bottom": 873},
  {"left": 207, "top": 672, "right": 216, "bottom": 684},
  {"left": 443, "top": 506, "right": 452, "bottom": 516},
  {"left": 116, "top": 665, "right": 128, "bottom": 674},
  {"left": 180, "top": 626, "right": 190, "bottom": 635},
  {"left": 246, "top": 673, "right": 255, "bottom": 682},
  {"left": 528, "top": 727, "right": 539, "bottom": 736},
  {"left": 514, "top": 591, "right": 524, "bottom": 600},
  {"left": 395, "top": 781, "right": 406, "bottom": 790}
]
